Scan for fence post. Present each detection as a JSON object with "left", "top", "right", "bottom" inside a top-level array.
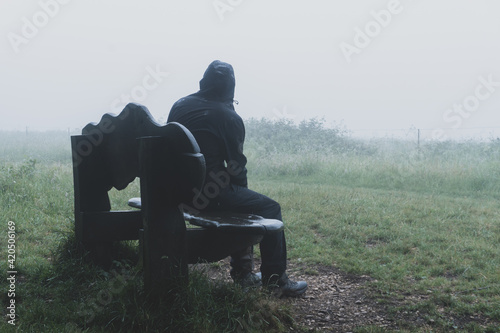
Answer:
[{"left": 417, "top": 128, "right": 420, "bottom": 150}]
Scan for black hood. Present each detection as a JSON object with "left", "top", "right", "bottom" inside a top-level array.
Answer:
[{"left": 196, "top": 60, "right": 235, "bottom": 102}]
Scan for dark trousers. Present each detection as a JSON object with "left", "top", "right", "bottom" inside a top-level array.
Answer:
[{"left": 206, "top": 184, "right": 287, "bottom": 280}]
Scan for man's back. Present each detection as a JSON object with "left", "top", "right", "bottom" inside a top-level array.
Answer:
[{"left": 167, "top": 61, "right": 247, "bottom": 188}]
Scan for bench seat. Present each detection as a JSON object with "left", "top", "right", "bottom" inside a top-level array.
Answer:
[{"left": 128, "top": 197, "right": 283, "bottom": 235}]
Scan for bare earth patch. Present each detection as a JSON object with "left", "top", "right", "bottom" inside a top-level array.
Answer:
[
  {"left": 283, "top": 263, "right": 496, "bottom": 332},
  {"left": 193, "top": 258, "right": 407, "bottom": 332},
  {"left": 284, "top": 264, "right": 396, "bottom": 332}
]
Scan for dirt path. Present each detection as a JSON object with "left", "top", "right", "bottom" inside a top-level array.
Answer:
[
  {"left": 194, "top": 258, "right": 409, "bottom": 332},
  {"left": 283, "top": 263, "right": 398, "bottom": 332}
]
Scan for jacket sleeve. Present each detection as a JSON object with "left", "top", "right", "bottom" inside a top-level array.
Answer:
[{"left": 223, "top": 115, "right": 248, "bottom": 188}]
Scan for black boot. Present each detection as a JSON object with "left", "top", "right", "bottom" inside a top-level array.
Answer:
[{"left": 262, "top": 273, "right": 307, "bottom": 297}]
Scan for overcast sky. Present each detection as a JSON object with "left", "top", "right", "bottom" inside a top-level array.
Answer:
[{"left": 1, "top": 0, "right": 499, "bottom": 139}]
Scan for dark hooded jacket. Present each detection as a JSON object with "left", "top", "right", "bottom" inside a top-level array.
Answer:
[{"left": 167, "top": 60, "right": 248, "bottom": 188}]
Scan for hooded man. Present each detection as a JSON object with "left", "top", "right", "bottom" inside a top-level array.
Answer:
[{"left": 167, "top": 60, "right": 307, "bottom": 297}]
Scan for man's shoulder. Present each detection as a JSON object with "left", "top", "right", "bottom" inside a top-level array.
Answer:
[
  {"left": 170, "top": 94, "right": 242, "bottom": 127},
  {"left": 172, "top": 94, "right": 200, "bottom": 107}
]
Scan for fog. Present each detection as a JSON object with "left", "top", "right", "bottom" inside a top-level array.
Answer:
[{"left": 1, "top": 0, "right": 499, "bottom": 140}]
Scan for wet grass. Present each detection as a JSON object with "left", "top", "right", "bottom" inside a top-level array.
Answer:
[{"left": 1, "top": 122, "right": 500, "bottom": 332}]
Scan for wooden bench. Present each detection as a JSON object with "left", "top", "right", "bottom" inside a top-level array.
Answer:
[{"left": 71, "top": 103, "right": 283, "bottom": 292}]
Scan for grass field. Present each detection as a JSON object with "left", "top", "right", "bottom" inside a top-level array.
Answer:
[{"left": 1, "top": 119, "right": 500, "bottom": 332}]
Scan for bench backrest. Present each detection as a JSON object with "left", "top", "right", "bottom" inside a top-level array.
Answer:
[{"left": 71, "top": 103, "right": 205, "bottom": 242}]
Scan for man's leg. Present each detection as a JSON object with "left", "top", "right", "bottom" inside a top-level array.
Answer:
[
  {"left": 214, "top": 185, "right": 287, "bottom": 281},
  {"left": 212, "top": 184, "right": 307, "bottom": 296},
  {"left": 229, "top": 245, "right": 253, "bottom": 279}
]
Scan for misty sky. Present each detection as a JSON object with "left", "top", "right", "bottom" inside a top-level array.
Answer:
[{"left": 1, "top": 0, "right": 499, "bottom": 139}]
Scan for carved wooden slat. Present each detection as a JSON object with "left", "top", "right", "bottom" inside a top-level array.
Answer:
[{"left": 139, "top": 136, "right": 191, "bottom": 291}]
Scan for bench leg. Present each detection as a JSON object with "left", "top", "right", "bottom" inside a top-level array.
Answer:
[
  {"left": 137, "top": 229, "right": 144, "bottom": 270},
  {"left": 81, "top": 242, "right": 113, "bottom": 269},
  {"left": 143, "top": 209, "right": 188, "bottom": 295}
]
